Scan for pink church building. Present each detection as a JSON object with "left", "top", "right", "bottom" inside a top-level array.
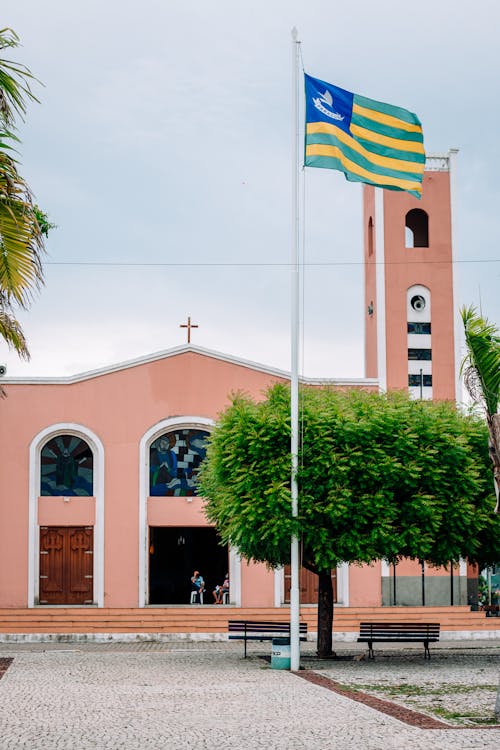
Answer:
[
  {"left": 0, "top": 345, "right": 376, "bottom": 612},
  {"left": 0, "top": 153, "right": 496, "bottom": 640}
]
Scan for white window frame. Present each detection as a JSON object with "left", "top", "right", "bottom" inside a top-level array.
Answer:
[
  {"left": 138, "top": 416, "right": 240, "bottom": 607},
  {"left": 28, "top": 423, "right": 105, "bottom": 607}
]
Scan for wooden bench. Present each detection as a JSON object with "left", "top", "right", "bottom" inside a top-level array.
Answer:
[
  {"left": 357, "top": 622, "right": 440, "bottom": 660},
  {"left": 228, "top": 620, "right": 308, "bottom": 657}
]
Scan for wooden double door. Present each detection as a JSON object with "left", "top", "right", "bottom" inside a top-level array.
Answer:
[
  {"left": 284, "top": 565, "right": 337, "bottom": 604},
  {"left": 39, "top": 526, "right": 94, "bottom": 605}
]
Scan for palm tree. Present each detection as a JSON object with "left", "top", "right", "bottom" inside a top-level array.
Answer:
[
  {"left": 461, "top": 305, "right": 500, "bottom": 513},
  {"left": 461, "top": 305, "right": 500, "bottom": 721},
  {"left": 0, "top": 27, "right": 48, "bottom": 359}
]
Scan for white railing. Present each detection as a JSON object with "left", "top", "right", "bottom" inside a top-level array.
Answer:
[{"left": 425, "top": 154, "right": 449, "bottom": 171}]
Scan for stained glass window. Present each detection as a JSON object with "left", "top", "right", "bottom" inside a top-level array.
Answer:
[
  {"left": 40, "top": 435, "right": 93, "bottom": 496},
  {"left": 149, "top": 429, "right": 209, "bottom": 496}
]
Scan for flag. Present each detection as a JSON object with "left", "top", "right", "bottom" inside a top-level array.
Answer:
[{"left": 304, "top": 74, "right": 425, "bottom": 198}]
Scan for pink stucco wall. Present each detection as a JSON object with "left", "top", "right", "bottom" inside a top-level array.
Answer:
[
  {"left": 38, "top": 497, "right": 95, "bottom": 526},
  {"left": 147, "top": 497, "right": 209, "bottom": 526},
  {"left": 240, "top": 559, "right": 275, "bottom": 607},
  {"left": 0, "top": 425, "right": 30, "bottom": 606},
  {"left": 395, "top": 559, "right": 457, "bottom": 577},
  {"left": 349, "top": 562, "right": 382, "bottom": 606}
]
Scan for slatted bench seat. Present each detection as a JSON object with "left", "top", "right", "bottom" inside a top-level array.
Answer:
[
  {"left": 228, "top": 620, "right": 307, "bottom": 657},
  {"left": 357, "top": 622, "right": 440, "bottom": 660}
]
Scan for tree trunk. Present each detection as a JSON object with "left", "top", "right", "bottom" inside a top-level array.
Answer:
[{"left": 317, "top": 568, "right": 335, "bottom": 658}]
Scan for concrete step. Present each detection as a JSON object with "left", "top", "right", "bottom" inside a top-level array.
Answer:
[{"left": 0, "top": 606, "right": 498, "bottom": 635}]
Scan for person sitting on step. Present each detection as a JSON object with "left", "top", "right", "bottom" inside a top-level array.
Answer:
[{"left": 213, "top": 583, "right": 224, "bottom": 604}]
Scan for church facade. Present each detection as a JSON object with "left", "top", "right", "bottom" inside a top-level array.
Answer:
[
  {"left": 0, "top": 346, "right": 381, "bottom": 611},
  {"left": 0, "top": 153, "right": 478, "bottom": 618}
]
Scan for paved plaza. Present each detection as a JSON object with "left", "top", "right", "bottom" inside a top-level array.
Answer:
[{"left": 0, "top": 640, "right": 499, "bottom": 749}]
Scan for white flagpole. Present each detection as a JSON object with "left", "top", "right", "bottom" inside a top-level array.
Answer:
[{"left": 290, "top": 26, "right": 301, "bottom": 672}]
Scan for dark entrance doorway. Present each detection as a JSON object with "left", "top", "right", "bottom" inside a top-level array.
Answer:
[
  {"left": 149, "top": 527, "right": 229, "bottom": 604},
  {"left": 39, "top": 526, "right": 94, "bottom": 605}
]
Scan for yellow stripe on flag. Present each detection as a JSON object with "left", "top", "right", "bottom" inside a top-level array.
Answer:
[
  {"left": 306, "top": 122, "right": 425, "bottom": 174},
  {"left": 305, "top": 143, "right": 423, "bottom": 193},
  {"left": 350, "top": 123, "right": 425, "bottom": 155},
  {"left": 352, "top": 103, "right": 423, "bottom": 134}
]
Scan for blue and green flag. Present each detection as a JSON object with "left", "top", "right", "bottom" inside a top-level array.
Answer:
[{"left": 304, "top": 74, "right": 425, "bottom": 198}]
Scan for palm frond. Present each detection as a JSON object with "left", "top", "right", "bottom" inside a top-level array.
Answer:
[
  {"left": 0, "top": 28, "right": 40, "bottom": 126},
  {"left": 0, "top": 148, "right": 44, "bottom": 305},
  {"left": 461, "top": 305, "right": 500, "bottom": 418},
  {"left": 0, "top": 295, "right": 29, "bottom": 359}
]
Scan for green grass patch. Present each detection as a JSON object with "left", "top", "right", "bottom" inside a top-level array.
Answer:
[
  {"left": 335, "top": 682, "right": 499, "bottom": 725},
  {"left": 340, "top": 683, "right": 496, "bottom": 697},
  {"left": 431, "top": 706, "right": 498, "bottom": 725}
]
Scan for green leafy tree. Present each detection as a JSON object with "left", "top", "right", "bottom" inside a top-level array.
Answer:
[
  {"left": 199, "top": 384, "right": 500, "bottom": 657},
  {"left": 461, "top": 305, "right": 500, "bottom": 514},
  {"left": 0, "top": 28, "right": 52, "bottom": 360}
]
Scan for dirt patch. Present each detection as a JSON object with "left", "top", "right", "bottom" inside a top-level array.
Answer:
[{"left": 0, "top": 658, "right": 13, "bottom": 680}]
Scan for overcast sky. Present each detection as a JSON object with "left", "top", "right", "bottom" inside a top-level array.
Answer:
[{"left": 2, "top": 0, "right": 500, "bottom": 379}]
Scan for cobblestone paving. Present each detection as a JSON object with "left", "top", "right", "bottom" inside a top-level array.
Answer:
[
  {"left": 0, "top": 641, "right": 498, "bottom": 749},
  {"left": 305, "top": 642, "right": 500, "bottom": 728}
]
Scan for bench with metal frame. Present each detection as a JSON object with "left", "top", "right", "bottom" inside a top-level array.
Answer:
[
  {"left": 228, "top": 620, "right": 308, "bottom": 657},
  {"left": 357, "top": 622, "right": 440, "bottom": 659}
]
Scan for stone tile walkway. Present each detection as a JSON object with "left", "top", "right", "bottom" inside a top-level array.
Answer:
[{"left": 0, "top": 641, "right": 498, "bottom": 749}]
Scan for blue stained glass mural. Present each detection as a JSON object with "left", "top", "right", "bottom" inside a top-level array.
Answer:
[
  {"left": 40, "top": 435, "right": 94, "bottom": 496},
  {"left": 149, "top": 429, "right": 209, "bottom": 497}
]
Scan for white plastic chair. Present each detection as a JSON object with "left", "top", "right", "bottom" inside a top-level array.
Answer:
[
  {"left": 222, "top": 591, "right": 229, "bottom": 605},
  {"left": 190, "top": 590, "right": 203, "bottom": 604}
]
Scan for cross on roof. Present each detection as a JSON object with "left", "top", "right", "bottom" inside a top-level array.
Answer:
[{"left": 180, "top": 316, "right": 199, "bottom": 344}]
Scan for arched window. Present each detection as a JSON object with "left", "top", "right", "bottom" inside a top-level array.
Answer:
[
  {"left": 149, "top": 428, "right": 209, "bottom": 496},
  {"left": 405, "top": 208, "right": 429, "bottom": 248},
  {"left": 40, "top": 434, "right": 93, "bottom": 496}
]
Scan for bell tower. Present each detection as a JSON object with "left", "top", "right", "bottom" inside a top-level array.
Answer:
[{"left": 364, "top": 151, "right": 460, "bottom": 401}]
